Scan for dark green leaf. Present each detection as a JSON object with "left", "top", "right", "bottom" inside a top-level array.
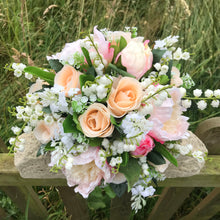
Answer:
[
  {"left": 63, "top": 114, "right": 76, "bottom": 133},
  {"left": 109, "top": 182, "right": 127, "bottom": 197},
  {"left": 36, "top": 142, "right": 54, "bottom": 157},
  {"left": 108, "top": 63, "right": 135, "bottom": 78},
  {"left": 119, "top": 157, "right": 141, "bottom": 191},
  {"left": 42, "top": 107, "right": 51, "bottom": 114},
  {"left": 24, "top": 66, "right": 55, "bottom": 85},
  {"left": 48, "top": 59, "right": 63, "bottom": 73},
  {"left": 154, "top": 144, "right": 178, "bottom": 167},
  {"left": 87, "top": 66, "right": 96, "bottom": 76},
  {"left": 167, "top": 60, "right": 173, "bottom": 79},
  {"left": 88, "top": 137, "right": 102, "bottom": 147},
  {"left": 147, "top": 151, "right": 166, "bottom": 165},
  {"left": 120, "top": 152, "right": 129, "bottom": 167},
  {"left": 152, "top": 177, "right": 158, "bottom": 187},
  {"left": 152, "top": 49, "right": 166, "bottom": 64},
  {"left": 87, "top": 187, "right": 106, "bottom": 210},
  {"left": 81, "top": 47, "right": 92, "bottom": 67},
  {"left": 104, "top": 185, "right": 116, "bottom": 199},
  {"left": 110, "top": 115, "right": 124, "bottom": 134},
  {"left": 159, "top": 75, "right": 169, "bottom": 85}
]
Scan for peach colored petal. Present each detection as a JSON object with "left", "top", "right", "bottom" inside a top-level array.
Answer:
[
  {"left": 170, "top": 67, "right": 183, "bottom": 87},
  {"left": 107, "top": 77, "right": 143, "bottom": 117},
  {"left": 54, "top": 65, "right": 81, "bottom": 96},
  {"left": 79, "top": 103, "right": 114, "bottom": 138},
  {"left": 33, "top": 121, "right": 58, "bottom": 144}
]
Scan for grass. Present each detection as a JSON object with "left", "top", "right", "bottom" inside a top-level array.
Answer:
[{"left": 0, "top": 0, "right": 219, "bottom": 219}]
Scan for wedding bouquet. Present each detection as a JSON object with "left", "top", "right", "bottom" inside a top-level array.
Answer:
[{"left": 8, "top": 26, "right": 219, "bottom": 212}]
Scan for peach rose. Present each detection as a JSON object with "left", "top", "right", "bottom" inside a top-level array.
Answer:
[
  {"left": 33, "top": 120, "right": 58, "bottom": 144},
  {"left": 170, "top": 67, "right": 183, "bottom": 87},
  {"left": 107, "top": 77, "right": 143, "bottom": 118},
  {"left": 54, "top": 65, "right": 81, "bottom": 96},
  {"left": 79, "top": 103, "right": 114, "bottom": 138},
  {"left": 119, "top": 39, "right": 153, "bottom": 79}
]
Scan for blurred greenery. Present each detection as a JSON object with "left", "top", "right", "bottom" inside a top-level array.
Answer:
[{"left": 0, "top": 0, "right": 219, "bottom": 219}]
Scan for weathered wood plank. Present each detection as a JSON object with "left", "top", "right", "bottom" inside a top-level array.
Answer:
[
  {"left": 57, "top": 186, "right": 89, "bottom": 220},
  {"left": 195, "top": 117, "right": 220, "bottom": 155},
  {"left": 0, "top": 154, "right": 219, "bottom": 187},
  {"left": 181, "top": 188, "right": 220, "bottom": 220},
  {"left": 148, "top": 187, "right": 194, "bottom": 220},
  {"left": 110, "top": 192, "right": 131, "bottom": 220},
  {"left": 0, "top": 186, "right": 48, "bottom": 220}
]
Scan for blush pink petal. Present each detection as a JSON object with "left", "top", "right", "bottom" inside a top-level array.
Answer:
[
  {"left": 149, "top": 88, "right": 189, "bottom": 141},
  {"left": 93, "top": 26, "right": 114, "bottom": 64},
  {"left": 62, "top": 147, "right": 113, "bottom": 198}
]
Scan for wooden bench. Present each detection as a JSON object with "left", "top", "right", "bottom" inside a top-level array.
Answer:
[{"left": 0, "top": 118, "right": 220, "bottom": 220}]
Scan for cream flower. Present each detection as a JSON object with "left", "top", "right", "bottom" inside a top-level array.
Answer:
[
  {"left": 107, "top": 77, "right": 143, "bottom": 118},
  {"left": 79, "top": 103, "right": 114, "bottom": 138},
  {"left": 54, "top": 65, "right": 81, "bottom": 96}
]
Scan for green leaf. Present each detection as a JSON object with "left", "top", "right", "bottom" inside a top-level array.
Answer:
[
  {"left": 159, "top": 75, "right": 169, "bottom": 85},
  {"left": 109, "top": 182, "right": 127, "bottom": 197},
  {"left": 24, "top": 66, "right": 55, "bottom": 85},
  {"left": 147, "top": 151, "right": 166, "bottom": 165},
  {"left": 154, "top": 144, "right": 178, "bottom": 167},
  {"left": 63, "top": 114, "right": 76, "bottom": 133},
  {"left": 87, "top": 66, "right": 96, "bottom": 77},
  {"left": 119, "top": 157, "right": 141, "bottom": 192},
  {"left": 87, "top": 137, "right": 102, "bottom": 147},
  {"left": 108, "top": 63, "right": 135, "bottom": 78},
  {"left": 119, "top": 36, "right": 127, "bottom": 51},
  {"left": 152, "top": 49, "right": 166, "bottom": 64},
  {"left": 104, "top": 185, "right": 116, "bottom": 199},
  {"left": 48, "top": 59, "right": 63, "bottom": 73},
  {"left": 120, "top": 152, "right": 129, "bottom": 167},
  {"left": 81, "top": 47, "right": 92, "bottom": 67},
  {"left": 79, "top": 74, "right": 95, "bottom": 92},
  {"left": 167, "top": 60, "right": 173, "bottom": 79},
  {"left": 42, "top": 107, "right": 51, "bottom": 114},
  {"left": 110, "top": 115, "right": 124, "bottom": 134},
  {"left": 87, "top": 187, "right": 106, "bottom": 210},
  {"left": 36, "top": 142, "right": 55, "bottom": 157}
]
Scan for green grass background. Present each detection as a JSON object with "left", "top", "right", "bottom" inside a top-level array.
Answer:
[{"left": 0, "top": 0, "right": 219, "bottom": 219}]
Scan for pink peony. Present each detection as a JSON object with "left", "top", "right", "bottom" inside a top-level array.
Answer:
[
  {"left": 93, "top": 26, "right": 114, "bottom": 64},
  {"left": 149, "top": 88, "right": 189, "bottom": 142},
  {"left": 62, "top": 147, "right": 113, "bottom": 198},
  {"left": 131, "top": 135, "right": 155, "bottom": 157}
]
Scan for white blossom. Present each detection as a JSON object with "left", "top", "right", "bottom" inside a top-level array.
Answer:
[
  {"left": 193, "top": 89, "right": 202, "bottom": 97},
  {"left": 211, "top": 100, "right": 219, "bottom": 108},
  {"left": 214, "top": 89, "right": 220, "bottom": 98},
  {"left": 173, "top": 47, "right": 182, "bottom": 60},
  {"left": 204, "top": 89, "right": 213, "bottom": 98},
  {"left": 182, "top": 52, "right": 190, "bottom": 60},
  {"left": 197, "top": 100, "right": 207, "bottom": 110},
  {"left": 182, "top": 99, "right": 192, "bottom": 108}
]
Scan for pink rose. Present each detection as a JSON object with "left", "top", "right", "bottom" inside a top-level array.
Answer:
[
  {"left": 117, "top": 39, "right": 153, "bottom": 79},
  {"left": 131, "top": 135, "right": 155, "bottom": 157},
  {"left": 62, "top": 147, "right": 113, "bottom": 198}
]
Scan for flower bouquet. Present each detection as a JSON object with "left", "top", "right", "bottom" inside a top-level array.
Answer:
[{"left": 8, "top": 26, "right": 219, "bottom": 212}]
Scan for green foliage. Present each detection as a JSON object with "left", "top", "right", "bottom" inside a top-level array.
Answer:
[
  {"left": 147, "top": 151, "right": 166, "bottom": 165},
  {"left": 159, "top": 75, "right": 169, "bottom": 85},
  {"left": 81, "top": 47, "right": 93, "bottom": 67},
  {"left": 154, "top": 143, "right": 178, "bottom": 167},
  {"left": 152, "top": 49, "right": 166, "bottom": 64},
  {"left": 79, "top": 74, "right": 95, "bottom": 92},
  {"left": 36, "top": 142, "right": 55, "bottom": 157},
  {"left": 109, "top": 182, "right": 127, "bottom": 197},
  {"left": 63, "top": 114, "right": 77, "bottom": 133},
  {"left": 48, "top": 59, "right": 64, "bottom": 73},
  {"left": 24, "top": 66, "right": 55, "bottom": 85},
  {"left": 119, "top": 157, "right": 142, "bottom": 192}
]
